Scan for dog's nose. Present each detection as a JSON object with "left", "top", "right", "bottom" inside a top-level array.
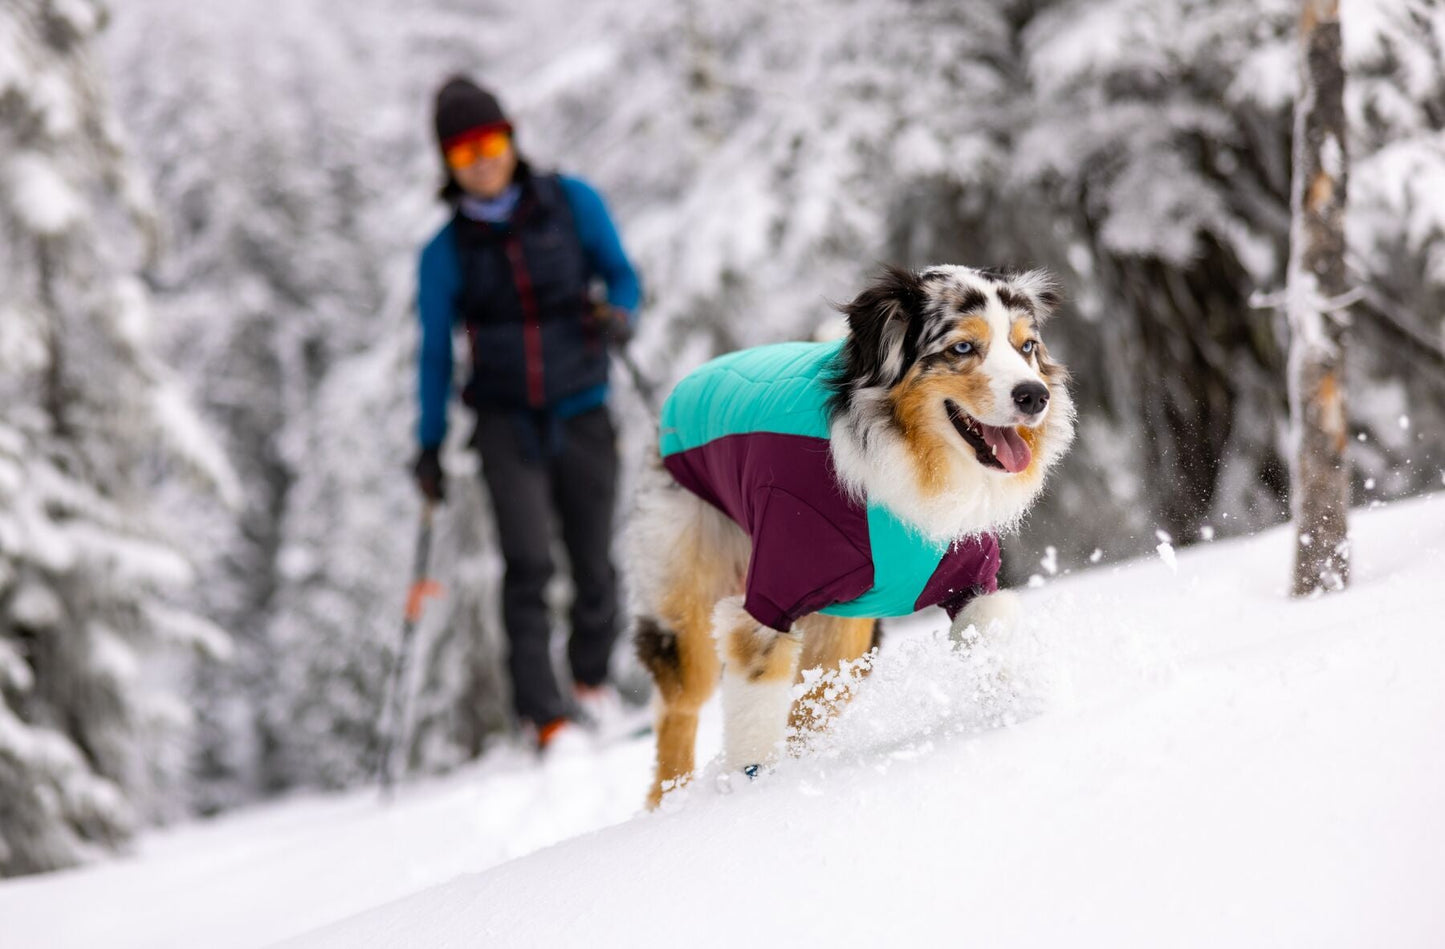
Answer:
[{"left": 1012, "top": 382, "right": 1049, "bottom": 416}]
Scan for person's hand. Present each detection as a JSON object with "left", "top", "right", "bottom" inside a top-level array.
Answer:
[
  {"left": 413, "top": 447, "right": 446, "bottom": 503},
  {"left": 593, "top": 303, "right": 634, "bottom": 345}
]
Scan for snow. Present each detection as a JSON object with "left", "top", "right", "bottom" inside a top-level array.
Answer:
[
  {"left": 0, "top": 739, "right": 662, "bottom": 949},
  {"left": 1228, "top": 40, "right": 1295, "bottom": 109},
  {"left": 1321, "top": 132, "right": 1345, "bottom": 179},
  {"left": 1025, "top": 0, "right": 1152, "bottom": 97},
  {"left": 0, "top": 640, "right": 36, "bottom": 692},
  {"left": 1039, "top": 544, "right": 1059, "bottom": 575},
  {"left": 0, "top": 305, "right": 48, "bottom": 376},
  {"left": 8, "top": 581, "right": 63, "bottom": 629},
  {"left": 5, "top": 152, "right": 83, "bottom": 235},
  {"left": 143, "top": 602, "right": 234, "bottom": 660},
  {"left": 2, "top": 493, "right": 1443, "bottom": 948},
  {"left": 53, "top": 0, "right": 1441, "bottom": 828},
  {"left": 49, "top": 0, "right": 102, "bottom": 37},
  {"left": 149, "top": 373, "right": 246, "bottom": 510}
]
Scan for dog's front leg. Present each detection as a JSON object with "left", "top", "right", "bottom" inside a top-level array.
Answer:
[
  {"left": 949, "top": 589, "right": 1022, "bottom": 647},
  {"left": 712, "top": 596, "right": 802, "bottom": 773}
]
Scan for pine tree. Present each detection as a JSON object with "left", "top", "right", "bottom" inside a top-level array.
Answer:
[
  {"left": 104, "top": 0, "right": 514, "bottom": 795},
  {"left": 1286, "top": 0, "right": 1351, "bottom": 595},
  {"left": 86, "top": 0, "right": 1445, "bottom": 810},
  {"left": 0, "top": 0, "right": 233, "bottom": 875}
]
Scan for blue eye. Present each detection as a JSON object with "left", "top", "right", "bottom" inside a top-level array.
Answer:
[
  {"left": 1021, "top": 340, "right": 1038, "bottom": 355},
  {"left": 950, "top": 341, "right": 974, "bottom": 356}
]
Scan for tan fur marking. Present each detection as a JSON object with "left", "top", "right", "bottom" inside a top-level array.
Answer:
[
  {"left": 1009, "top": 317, "right": 1036, "bottom": 351},
  {"left": 722, "top": 620, "right": 803, "bottom": 683},
  {"left": 891, "top": 369, "right": 999, "bottom": 495},
  {"left": 657, "top": 578, "right": 724, "bottom": 705},
  {"left": 891, "top": 372, "right": 955, "bottom": 495},
  {"left": 648, "top": 710, "right": 700, "bottom": 809},
  {"left": 938, "top": 370, "right": 995, "bottom": 420},
  {"left": 955, "top": 315, "right": 992, "bottom": 346},
  {"left": 788, "top": 614, "right": 876, "bottom": 739}
]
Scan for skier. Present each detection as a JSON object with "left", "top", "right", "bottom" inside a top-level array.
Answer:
[{"left": 412, "top": 76, "right": 641, "bottom": 753}]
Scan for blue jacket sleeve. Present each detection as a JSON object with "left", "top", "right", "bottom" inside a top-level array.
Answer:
[
  {"left": 559, "top": 175, "right": 642, "bottom": 319},
  {"left": 417, "top": 222, "right": 460, "bottom": 449}
]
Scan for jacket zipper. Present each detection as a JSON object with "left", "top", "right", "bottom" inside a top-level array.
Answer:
[{"left": 503, "top": 235, "right": 546, "bottom": 408}]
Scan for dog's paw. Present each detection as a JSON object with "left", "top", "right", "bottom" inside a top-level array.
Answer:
[{"left": 949, "top": 589, "right": 1022, "bottom": 647}]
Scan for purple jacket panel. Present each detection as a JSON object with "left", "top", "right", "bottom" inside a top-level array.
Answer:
[
  {"left": 914, "top": 534, "right": 1001, "bottom": 619},
  {"left": 661, "top": 432, "right": 874, "bottom": 631}
]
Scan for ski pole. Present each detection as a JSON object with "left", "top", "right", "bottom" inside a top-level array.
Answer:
[
  {"left": 616, "top": 345, "right": 661, "bottom": 421},
  {"left": 594, "top": 300, "right": 661, "bottom": 420},
  {"left": 378, "top": 500, "right": 442, "bottom": 796}
]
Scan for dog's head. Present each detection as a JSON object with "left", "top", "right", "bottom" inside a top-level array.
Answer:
[{"left": 828, "top": 264, "right": 1075, "bottom": 535}]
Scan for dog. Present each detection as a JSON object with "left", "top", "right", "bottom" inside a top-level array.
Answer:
[{"left": 629, "top": 264, "right": 1075, "bottom": 807}]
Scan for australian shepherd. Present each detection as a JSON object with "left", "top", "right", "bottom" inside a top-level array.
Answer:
[{"left": 629, "top": 265, "right": 1075, "bottom": 807}]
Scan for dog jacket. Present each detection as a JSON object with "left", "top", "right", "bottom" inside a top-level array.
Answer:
[{"left": 660, "top": 340, "right": 1000, "bottom": 632}]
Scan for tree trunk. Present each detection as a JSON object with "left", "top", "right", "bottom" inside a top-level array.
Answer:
[
  {"left": 1287, "top": 0, "right": 1351, "bottom": 596},
  {"left": 38, "top": 235, "right": 71, "bottom": 438}
]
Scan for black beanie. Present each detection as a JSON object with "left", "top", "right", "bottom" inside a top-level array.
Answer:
[{"left": 434, "top": 76, "right": 509, "bottom": 145}]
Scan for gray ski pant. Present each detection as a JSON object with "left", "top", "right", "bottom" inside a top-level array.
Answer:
[{"left": 473, "top": 404, "right": 620, "bottom": 728}]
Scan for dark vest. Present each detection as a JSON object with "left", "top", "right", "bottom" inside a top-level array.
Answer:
[{"left": 453, "top": 171, "right": 607, "bottom": 410}]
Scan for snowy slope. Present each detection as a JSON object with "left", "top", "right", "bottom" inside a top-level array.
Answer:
[
  {"left": 286, "top": 493, "right": 1445, "bottom": 949},
  {"left": 3, "top": 493, "right": 1444, "bottom": 947},
  {"left": 0, "top": 736, "right": 663, "bottom": 948}
]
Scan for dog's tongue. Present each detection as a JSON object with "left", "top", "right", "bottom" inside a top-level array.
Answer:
[{"left": 980, "top": 424, "right": 1031, "bottom": 473}]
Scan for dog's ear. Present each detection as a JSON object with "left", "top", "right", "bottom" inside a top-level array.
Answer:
[
  {"left": 1008, "top": 269, "right": 1063, "bottom": 322},
  {"left": 838, "top": 265, "right": 926, "bottom": 388}
]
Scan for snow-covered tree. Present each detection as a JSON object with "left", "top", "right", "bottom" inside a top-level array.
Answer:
[
  {"left": 1340, "top": 0, "right": 1445, "bottom": 500},
  {"left": 0, "top": 0, "right": 233, "bottom": 875},
  {"left": 101, "top": 0, "right": 408, "bottom": 803},
  {"left": 103, "top": 0, "right": 516, "bottom": 797},
  {"left": 82, "top": 0, "right": 1445, "bottom": 812}
]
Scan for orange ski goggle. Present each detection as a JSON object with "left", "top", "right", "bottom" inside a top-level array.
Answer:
[{"left": 444, "top": 125, "right": 513, "bottom": 169}]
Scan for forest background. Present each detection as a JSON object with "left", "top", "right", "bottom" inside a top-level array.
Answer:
[{"left": 1, "top": 0, "right": 1441, "bottom": 877}]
